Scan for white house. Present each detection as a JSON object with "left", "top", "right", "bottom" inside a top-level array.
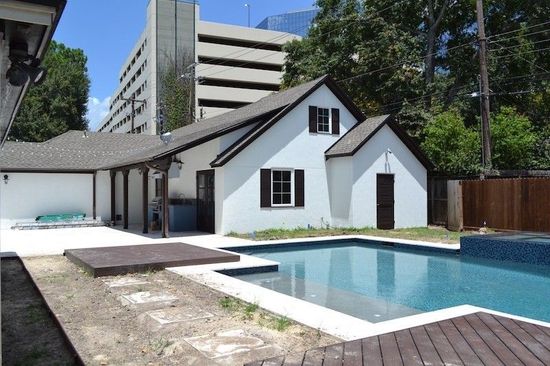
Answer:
[{"left": 0, "top": 75, "right": 432, "bottom": 234}]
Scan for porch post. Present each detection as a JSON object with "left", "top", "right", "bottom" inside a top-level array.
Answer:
[
  {"left": 161, "top": 171, "right": 169, "bottom": 238},
  {"left": 110, "top": 170, "right": 116, "bottom": 225},
  {"left": 92, "top": 171, "right": 97, "bottom": 220},
  {"left": 123, "top": 169, "right": 129, "bottom": 230},
  {"left": 142, "top": 166, "right": 149, "bottom": 233}
]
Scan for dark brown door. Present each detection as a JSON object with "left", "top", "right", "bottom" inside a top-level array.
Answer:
[
  {"left": 197, "top": 170, "right": 215, "bottom": 233},
  {"left": 377, "top": 174, "right": 395, "bottom": 229}
]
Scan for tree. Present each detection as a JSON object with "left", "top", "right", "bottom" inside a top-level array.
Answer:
[
  {"left": 9, "top": 41, "right": 90, "bottom": 142},
  {"left": 421, "top": 110, "right": 481, "bottom": 175},
  {"left": 157, "top": 51, "right": 194, "bottom": 132},
  {"left": 491, "top": 106, "right": 537, "bottom": 169}
]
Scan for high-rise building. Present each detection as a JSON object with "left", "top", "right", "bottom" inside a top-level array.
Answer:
[
  {"left": 256, "top": 8, "right": 319, "bottom": 37},
  {"left": 97, "top": 0, "right": 299, "bottom": 135}
]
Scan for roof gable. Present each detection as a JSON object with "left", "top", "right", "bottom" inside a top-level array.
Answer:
[
  {"left": 210, "top": 76, "right": 365, "bottom": 167},
  {"left": 325, "top": 115, "right": 434, "bottom": 170}
]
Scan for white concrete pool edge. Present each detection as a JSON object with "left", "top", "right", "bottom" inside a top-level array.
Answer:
[{"left": 218, "top": 234, "right": 460, "bottom": 252}]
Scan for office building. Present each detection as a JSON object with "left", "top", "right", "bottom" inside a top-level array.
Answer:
[{"left": 97, "top": 0, "right": 299, "bottom": 135}]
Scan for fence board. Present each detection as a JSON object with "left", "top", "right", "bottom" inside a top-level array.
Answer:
[{"left": 461, "top": 178, "right": 550, "bottom": 232}]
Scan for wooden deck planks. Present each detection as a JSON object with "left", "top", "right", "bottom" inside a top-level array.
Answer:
[
  {"left": 494, "top": 315, "right": 550, "bottom": 364},
  {"left": 343, "top": 340, "right": 363, "bottom": 366},
  {"left": 463, "top": 313, "right": 523, "bottom": 365},
  {"left": 245, "top": 312, "right": 550, "bottom": 366},
  {"left": 362, "top": 335, "right": 383, "bottom": 366},
  {"left": 393, "top": 329, "right": 422, "bottom": 366},
  {"left": 423, "top": 322, "right": 464, "bottom": 366},
  {"left": 477, "top": 312, "right": 545, "bottom": 366},
  {"left": 438, "top": 318, "right": 484, "bottom": 366},
  {"left": 452, "top": 315, "right": 505, "bottom": 365},
  {"left": 379, "top": 333, "right": 403, "bottom": 366}
]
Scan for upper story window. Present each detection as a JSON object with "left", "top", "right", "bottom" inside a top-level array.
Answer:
[
  {"left": 317, "top": 108, "right": 330, "bottom": 133},
  {"left": 309, "top": 106, "right": 340, "bottom": 135}
]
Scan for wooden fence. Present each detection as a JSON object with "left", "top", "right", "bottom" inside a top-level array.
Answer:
[{"left": 460, "top": 178, "right": 550, "bottom": 232}]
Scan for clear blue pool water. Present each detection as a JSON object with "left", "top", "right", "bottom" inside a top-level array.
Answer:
[{"left": 233, "top": 241, "right": 550, "bottom": 323}]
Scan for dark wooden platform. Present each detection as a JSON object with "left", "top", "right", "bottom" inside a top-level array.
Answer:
[
  {"left": 246, "top": 312, "right": 550, "bottom": 365},
  {"left": 64, "top": 243, "right": 239, "bottom": 277}
]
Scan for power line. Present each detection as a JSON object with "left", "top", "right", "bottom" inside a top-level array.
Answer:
[
  {"left": 492, "top": 45, "right": 550, "bottom": 59},
  {"left": 487, "top": 19, "right": 550, "bottom": 39}
]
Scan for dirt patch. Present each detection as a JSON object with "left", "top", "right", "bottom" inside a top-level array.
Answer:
[
  {"left": 22, "top": 256, "right": 339, "bottom": 365},
  {"left": 1, "top": 257, "right": 79, "bottom": 365}
]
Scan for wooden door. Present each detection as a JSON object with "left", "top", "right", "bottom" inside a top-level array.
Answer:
[
  {"left": 197, "top": 170, "right": 215, "bottom": 233},
  {"left": 377, "top": 174, "right": 395, "bottom": 229}
]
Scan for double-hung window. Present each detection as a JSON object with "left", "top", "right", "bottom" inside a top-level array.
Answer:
[
  {"left": 260, "top": 168, "right": 305, "bottom": 208},
  {"left": 271, "top": 169, "right": 293, "bottom": 206},
  {"left": 317, "top": 108, "right": 330, "bottom": 133}
]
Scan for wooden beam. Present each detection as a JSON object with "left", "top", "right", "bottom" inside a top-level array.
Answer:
[
  {"left": 162, "top": 171, "right": 169, "bottom": 238},
  {"left": 142, "top": 166, "right": 149, "bottom": 234},
  {"left": 123, "top": 170, "right": 129, "bottom": 230},
  {"left": 110, "top": 170, "right": 116, "bottom": 226},
  {"left": 92, "top": 171, "right": 97, "bottom": 220}
]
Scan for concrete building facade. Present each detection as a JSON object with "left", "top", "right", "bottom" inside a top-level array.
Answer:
[{"left": 97, "top": 0, "right": 298, "bottom": 135}]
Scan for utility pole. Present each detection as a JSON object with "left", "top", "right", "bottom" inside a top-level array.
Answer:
[
  {"left": 245, "top": 4, "right": 251, "bottom": 27},
  {"left": 475, "top": 0, "right": 492, "bottom": 171},
  {"left": 122, "top": 97, "right": 146, "bottom": 134}
]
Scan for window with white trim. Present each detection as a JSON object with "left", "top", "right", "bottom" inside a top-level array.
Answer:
[
  {"left": 317, "top": 107, "right": 330, "bottom": 133},
  {"left": 272, "top": 169, "right": 293, "bottom": 206}
]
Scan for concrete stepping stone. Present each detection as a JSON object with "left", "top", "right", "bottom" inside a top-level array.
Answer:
[
  {"left": 102, "top": 277, "right": 149, "bottom": 288},
  {"left": 184, "top": 329, "right": 275, "bottom": 359},
  {"left": 119, "top": 291, "right": 178, "bottom": 310},
  {"left": 148, "top": 307, "right": 214, "bottom": 325},
  {"left": 139, "top": 306, "right": 215, "bottom": 331}
]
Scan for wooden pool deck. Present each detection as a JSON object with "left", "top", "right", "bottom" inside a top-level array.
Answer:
[
  {"left": 246, "top": 312, "right": 550, "bottom": 365},
  {"left": 64, "top": 242, "right": 240, "bottom": 277}
]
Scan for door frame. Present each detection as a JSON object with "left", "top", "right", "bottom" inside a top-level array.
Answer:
[
  {"left": 376, "top": 173, "right": 395, "bottom": 230},
  {"left": 196, "top": 169, "right": 215, "bottom": 233}
]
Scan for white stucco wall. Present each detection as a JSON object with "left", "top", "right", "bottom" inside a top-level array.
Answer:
[
  {"left": 327, "top": 157, "right": 353, "bottom": 227},
  {"left": 220, "top": 84, "right": 359, "bottom": 234},
  {"left": 350, "top": 125, "right": 427, "bottom": 228},
  {"left": 0, "top": 173, "right": 95, "bottom": 228},
  {"left": 96, "top": 170, "right": 112, "bottom": 221}
]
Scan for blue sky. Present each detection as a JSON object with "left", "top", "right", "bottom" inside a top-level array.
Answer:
[{"left": 53, "top": 0, "right": 315, "bottom": 129}]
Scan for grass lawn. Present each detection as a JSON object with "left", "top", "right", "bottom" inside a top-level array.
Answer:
[{"left": 228, "top": 226, "right": 474, "bottom": 244}]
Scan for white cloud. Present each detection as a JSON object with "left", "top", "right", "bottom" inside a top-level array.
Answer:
[{"left": 86, "top": 96, "right": 111, "bottom": 131}]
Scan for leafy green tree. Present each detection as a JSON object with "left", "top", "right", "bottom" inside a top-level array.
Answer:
[
  {"left": 158, "top": 51, "right": 194, "bottom": 132},
  {"left": 421, "top": 110, "right": 481, "bottom": 175},
  {"left": 9, "top": 41, "right": 90, "bottom": 142},
  {"left": 491, "top": 106, "right": 537, "bottom": 169}
]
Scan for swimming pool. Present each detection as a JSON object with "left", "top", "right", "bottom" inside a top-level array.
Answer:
[{"left": 232, "top": 240, "right": 550, "bottom": 323}]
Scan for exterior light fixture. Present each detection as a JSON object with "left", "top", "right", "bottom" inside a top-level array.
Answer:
[
  {"left": 3, "top": 174, "right": 9, "bottom": 184},
  {"left": 160, "top": 132, "right": 172, "bottom": 145},
  {"left": 6, "top": 42, "right": 47, "bottom": 87}
]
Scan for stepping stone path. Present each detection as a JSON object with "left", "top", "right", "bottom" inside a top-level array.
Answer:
[{"left": 102, "top": 273, "right": 285, "bottom": 364}]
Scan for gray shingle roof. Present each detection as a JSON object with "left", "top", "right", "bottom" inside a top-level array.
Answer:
[
  {"left": 0, "top": 131, "right": 161, "bottom": 171},
  {"left": 99, "top": 75, "right": 329, "bottom": 169},
  {"left": 325, "top": 115, "right": 391, "bottom": 158},
  {"left": 0, "top": 76, "right": 329, "bottom": 171}
]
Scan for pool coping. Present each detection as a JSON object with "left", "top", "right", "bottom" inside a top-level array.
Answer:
[{"left": 167, "top": 235, "right": 548, "bottom": 341}]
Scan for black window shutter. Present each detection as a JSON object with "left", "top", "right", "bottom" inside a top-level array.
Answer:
[
  {"left": 331, "top": 108, "right": 340, "bottom": 135},
  {"left": 309, "top": 106, "right": 317, "bottom": 133},
  {"left": 294, "top": 169, "right": 304, "bottom": 207},
  {"left": 260, "top": 169, "right": 271, "bottom": 208}
]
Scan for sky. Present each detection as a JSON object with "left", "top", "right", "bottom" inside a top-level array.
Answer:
[{"left": 52, "top": 0, "right": 316, "bottom": 130}]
